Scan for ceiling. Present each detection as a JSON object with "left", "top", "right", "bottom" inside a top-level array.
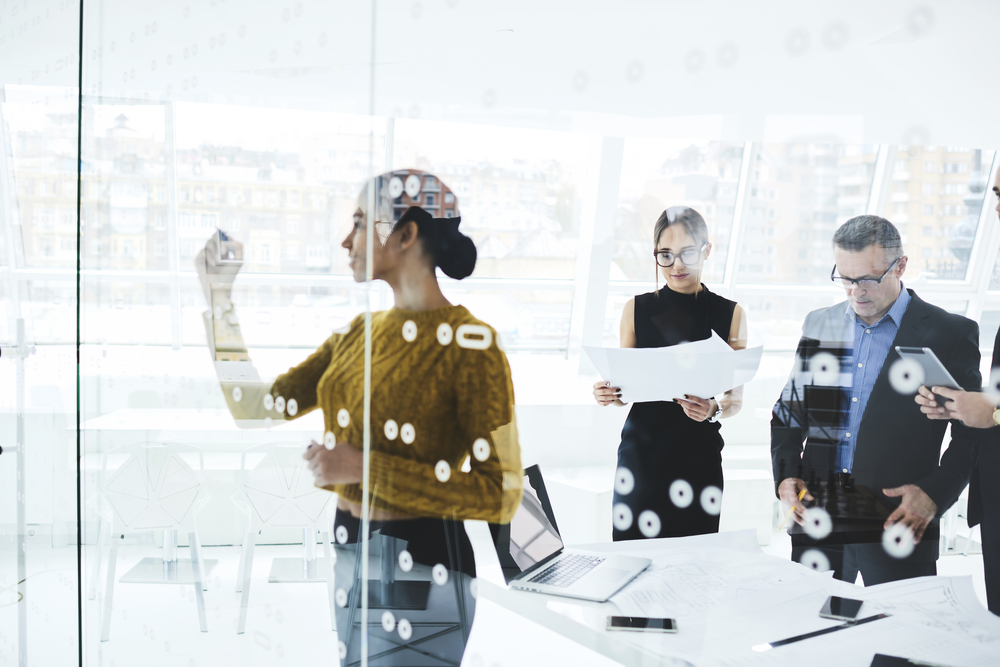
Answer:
[{"left": 2, "top": 0, "right": 997, "bottom": 148}]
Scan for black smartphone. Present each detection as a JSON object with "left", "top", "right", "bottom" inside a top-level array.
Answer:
[
  {"left": 819, "top": 595, "right": 864, "bottom": 623},
  {"left": 607, "top": 616, "right": 677, "bottom": 633}
]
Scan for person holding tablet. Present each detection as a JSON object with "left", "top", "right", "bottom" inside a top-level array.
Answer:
[
  {"left": 593, "top": 206, "right": 748, "bottom": 541},
  {"left": 914, "top": 166, "right": 1000, "bottom": 614},
  {"left": 772, "top": 215, "right": 981, "bottom": 585}
]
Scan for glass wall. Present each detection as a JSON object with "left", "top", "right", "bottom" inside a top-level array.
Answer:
[
  {"left": 3, "top": 3, "right": 1000, "bottom": 667},
  {"left": 738, "top": 143, "right": 877, "bottom": 285}
]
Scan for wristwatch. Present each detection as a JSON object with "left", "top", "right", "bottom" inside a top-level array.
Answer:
[
  {"left": 707, "top": 399, "right": 724, "bottom": 423},
  {"left": 992, "top": 408, "right": 1000, "bottom": 427}
]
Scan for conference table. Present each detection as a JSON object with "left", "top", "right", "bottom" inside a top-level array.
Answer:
[
  {"left": 467, "top": 530, "right": 1000, "bottom": 667},
  {"left": 78, "top": 410, "right": 1000, "bottom": 665}
]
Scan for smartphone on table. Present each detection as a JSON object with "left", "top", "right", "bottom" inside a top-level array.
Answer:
[
  {"left": 819, "top": 596, "right": 864, "bottom": 623},
  {"left": 607, "top": 616, "right": 678, "bottom": 633}
]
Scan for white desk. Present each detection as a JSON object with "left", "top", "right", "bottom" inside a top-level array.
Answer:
[
  {"left": 470, "top": 531, "right": 1000, "bottom": 666},
  {"left": 79, "top": 407, "right": 329, "bottom": 547},
  {"left": 79, "top": 407, "right": 325, "bottom": 442}
]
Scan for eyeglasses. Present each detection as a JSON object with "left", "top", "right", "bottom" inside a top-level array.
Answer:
[
  {"left": 353, "top": 213, "right": 394, "bottom": 246},
  {"left": 830, "top": 256, "right": 901, "bottom": 290},
  {"left": 654, "top": 244, "right": 707, "bottom": 268},
  {"left": 374, "top": 221, "right": 393, "bottom": 245}
]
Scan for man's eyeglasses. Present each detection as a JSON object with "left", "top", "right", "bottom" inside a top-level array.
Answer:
[
  {"left": 830, "top": 256, "right": 901, "bottom": 290},
  {"left": 654, "top": 244, "right": 707, "bottom": 268}
]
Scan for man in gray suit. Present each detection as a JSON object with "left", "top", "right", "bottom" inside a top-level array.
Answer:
[{"left": 772, "top": 215, "right": 981, "bottom": 585}]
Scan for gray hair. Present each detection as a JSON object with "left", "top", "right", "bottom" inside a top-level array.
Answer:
[{"left": 832, "top": 215, "right": 903, "bottom": 259}]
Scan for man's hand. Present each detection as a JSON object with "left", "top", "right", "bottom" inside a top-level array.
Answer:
[
  {"left": 675, "top": 395, "right": 717, "bottom": 422},
  {"left": 778, "top": 477, "right": 814, "bottom": 526},
  {"left": 915, "top": 386, "right": 997, "bottom": 429},
  {"left": 593, "top": 381, "right": 621, "bottom": 406},
  {"left": 883, "top": 484, "right": 937, "bottom": 544},
  {"left": 303, "top": 440, "right": 363, "bottom": 486}
]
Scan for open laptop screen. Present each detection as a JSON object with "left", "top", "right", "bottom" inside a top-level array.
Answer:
[{"left": 508, "top": 471, "right": 564, "bottom": 571}]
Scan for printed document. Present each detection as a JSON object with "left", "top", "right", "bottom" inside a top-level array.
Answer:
[{"left": 584, "top": 332, "right": 763, "bottom": 403}]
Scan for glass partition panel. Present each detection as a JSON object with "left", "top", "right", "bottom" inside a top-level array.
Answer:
[
  {"left": 440, "top": 285, "right": 574, "bottom": 353},
  {"left": 738, "top": 143, "right": 877, "bottom": 285},
  {"left": 893, "top": 147, "right": 995, "bottom": 282},
  {"left": 976, "top": 291, "right": 1000, "bottom": 360},
  {"left": 78, "top": 2, "right": 381, "bottom": 665},
  {"left": 7, "top": 3, "right": 1000, "bottom": 665},
  {"left": 392, "top": 119, "right": 590, "bottom": 280},
  {"left": 614, "top": 140, "right": 744, "bottom": 284},
  {"left": 1, "top": 19, "right": 82, "bottom": 667}
]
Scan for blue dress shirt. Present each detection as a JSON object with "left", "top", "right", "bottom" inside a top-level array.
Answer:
[{"left": 836, "top": 285, "right": 912, "bottom": 472}]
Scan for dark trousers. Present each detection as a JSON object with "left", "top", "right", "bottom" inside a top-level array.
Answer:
[
  {"left": 981, "top": 519, "right": 1000, "bottom": 615},
  {"left": 792, "top": 539, "right": 936, "bottom": 586},
  {"left": 333, "top": 508, "right": 477, "bottom": 578}
]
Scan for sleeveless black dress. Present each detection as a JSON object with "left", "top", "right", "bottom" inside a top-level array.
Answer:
[{"left": 612, "top": 284, "right": 736, "bottom": 541}]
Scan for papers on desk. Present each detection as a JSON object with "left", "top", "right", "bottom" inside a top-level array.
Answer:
[
  {"left": 612, "top": 559, "right": 1000, "bottom": 667},
  {"left": 483, "top": 531, "right": 1000, "bottom": 667},
  {"left": 584, "top": 332, "right": 763, "bottom": 403}
]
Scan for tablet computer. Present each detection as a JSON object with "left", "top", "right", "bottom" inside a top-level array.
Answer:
[{"left": 894, "top": 347, "right": 960, "bottom": 398}]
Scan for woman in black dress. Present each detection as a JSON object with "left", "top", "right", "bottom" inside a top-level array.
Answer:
[{"left": 593, "top": 206, "right": 747, "bottom": 541}]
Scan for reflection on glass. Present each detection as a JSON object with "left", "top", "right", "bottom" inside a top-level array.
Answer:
[
  {"left": 615, "top": 141, "right": 744, "bottom": 284},
  {"left": 392, "top": 119, "right": 588, "bottom": 281},
  {"left": 1, "top": 84, "right": 81, "bottom": 667},
  {"left": 196, "top": 169, "right": 522, "bottom": 664},
  {"left": 740, "top": 144, "right": 877, "bottom": 284},
  {"left": 894, "top": 147, "right": 995, "bottom": 282}
]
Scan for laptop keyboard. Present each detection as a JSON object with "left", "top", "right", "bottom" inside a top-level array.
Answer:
[{"left": 528, "top": 553, "right": 606, "bottom": 588}]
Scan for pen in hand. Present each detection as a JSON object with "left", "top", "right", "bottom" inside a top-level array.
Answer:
[{"left": 778, "top": 488, "right": 808, "bottom": 532}]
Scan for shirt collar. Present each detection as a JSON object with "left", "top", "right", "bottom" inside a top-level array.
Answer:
[{"left": 845, "top": 282, "right": 910, "bottom": 327}]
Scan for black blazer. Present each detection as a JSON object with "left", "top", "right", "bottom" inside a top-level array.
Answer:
[
  {"left": 771, "top": 289, "right": 981, "bottom": 559},
  {"left": 968, "top": 328, "right": 1000, "bottom": 533}
]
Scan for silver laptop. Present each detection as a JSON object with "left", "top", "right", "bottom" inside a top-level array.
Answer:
[{"left": 506, "top": 467, "right": 650, "bottom": 602}]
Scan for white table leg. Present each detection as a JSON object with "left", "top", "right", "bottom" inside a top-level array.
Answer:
[
  {"left": 189, "top": 531, "right": 208, "bottom": 632},
  {"left": 88, "top": 516, "right": 105, "bottom": 601},
  {"left": 237, "top": 529, "right": 257, "bottom": 634},
  {"left": 163, "top": 529, "right": 177, "bottom": 563},
  {"left": 100, "top": 533, "right": 120, "bottom": 642},
  {"left": 192, "top": 522, "right": 208, "bottom": 591},
  {"left": 236, "top": 518, "right": 251, "bottom": 593},
  {"left": 321, "top": 530, "right": 336, "bottom": 632}
]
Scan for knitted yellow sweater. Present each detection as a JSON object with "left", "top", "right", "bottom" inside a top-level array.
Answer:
[{"left": 269, "top": 305, "right": 523, "bottom": 523}]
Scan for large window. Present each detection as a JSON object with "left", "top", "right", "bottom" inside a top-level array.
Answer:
[
  {"left": 894, "top": 147, "right": 994, "bottom": 282},
  {"left": 738, "top": 143, "right": 878, "bottom": 285},
  {"left": 6, "top": 76, "right": 1000, "bottom": 667},
  {"left": 614, "top": 140, "right": 744, "bottom": 284},
  {"left": 392, "top": 119, "right": 589, "bottom": 281}
]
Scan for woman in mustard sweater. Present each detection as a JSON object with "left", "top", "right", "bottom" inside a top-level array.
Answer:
[{"left": 196, "top": 169, "right": 523, "bottom": 576}]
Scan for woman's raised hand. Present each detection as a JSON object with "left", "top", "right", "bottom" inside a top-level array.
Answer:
[
  {"left": 194, "top": 231, "right": 244, "bottom": 307},
  {"left": 593, "top": 381, "right": 621, "bottom": 406}
]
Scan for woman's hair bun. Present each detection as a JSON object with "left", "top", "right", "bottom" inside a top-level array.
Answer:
[
  {"left": 435, "top": 225, "right": 477, "bottom": 280},
  {"left": 396, "top": 206, "right": 477, "bottom": 280}
]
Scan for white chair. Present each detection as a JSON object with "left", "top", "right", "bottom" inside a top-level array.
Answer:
[
  {"left": 233, "top": 441, "right": 336, "bottom": 634},
  {"left": 95, "top": 441, "right": 211, "bottom": 641}
]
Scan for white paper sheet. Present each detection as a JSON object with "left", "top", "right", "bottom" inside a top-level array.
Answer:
[
  {"left": 584, "top": 332, "right": 763, "bottom": 403},
  {"left": 481, "top": 531, "right": 1000, "bottom": 667}
]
